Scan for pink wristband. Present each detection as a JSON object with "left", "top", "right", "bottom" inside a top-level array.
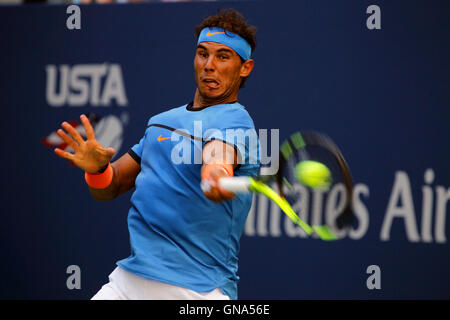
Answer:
[{"left": 85, "top": 163, "right": 113, "bottom": 189}]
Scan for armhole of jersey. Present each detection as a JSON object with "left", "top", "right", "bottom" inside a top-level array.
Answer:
[{"left": 128, "top": 149, "right": 141, "bottom": 165}]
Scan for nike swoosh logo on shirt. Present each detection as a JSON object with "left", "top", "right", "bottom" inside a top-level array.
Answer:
[{"left": 157, "top": 135, "right": 171, "bottom": 141}]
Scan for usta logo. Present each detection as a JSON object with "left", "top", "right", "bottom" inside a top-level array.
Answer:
[{"left": 46, "top": 64, "right": 128, "bottom": 107}]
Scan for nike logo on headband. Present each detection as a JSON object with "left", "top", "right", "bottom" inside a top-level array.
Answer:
[{"left": 206, "top": 31, "right": 226, "bottom": 37}]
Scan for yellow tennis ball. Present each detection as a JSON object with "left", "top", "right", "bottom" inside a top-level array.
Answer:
[{"left": 295, "top": 160, "right": 332, "bottom": 190}]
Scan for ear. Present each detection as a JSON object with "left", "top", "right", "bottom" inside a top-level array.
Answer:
[{"left": 240, "top": 59, "right": 254, "bottom": 78}]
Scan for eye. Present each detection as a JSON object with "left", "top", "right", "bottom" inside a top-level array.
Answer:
[{"left": 219, "top": 55, "right": 229, "bottom": 60}]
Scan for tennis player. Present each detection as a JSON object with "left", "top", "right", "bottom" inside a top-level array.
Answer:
[{"left": 54, "top": 8, "right": 259, "bottom": 300}]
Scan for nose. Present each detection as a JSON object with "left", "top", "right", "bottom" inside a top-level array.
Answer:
[{"left": 204, "top": 56, "right": 215, "bottom": 72}]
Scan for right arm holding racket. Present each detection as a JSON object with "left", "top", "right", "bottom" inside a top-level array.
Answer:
[
  {"left": 54, "top": 114, "right": 140, "bottom": 201},
  {"left": 201, "top": 139, "right": 239, "bottom": 203}
]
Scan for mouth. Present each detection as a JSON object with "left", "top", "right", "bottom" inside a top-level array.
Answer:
[{"left": 202, "top": 77, "right": 220, "bottom": 89}]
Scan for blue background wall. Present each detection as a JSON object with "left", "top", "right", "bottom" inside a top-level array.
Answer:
[{"left": 0, "top": 0, "right": 449, "bottom": 299}]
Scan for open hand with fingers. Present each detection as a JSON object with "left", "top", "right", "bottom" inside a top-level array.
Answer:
[{"left": 54, "top": 114, "right": 115, "bottom": 174}]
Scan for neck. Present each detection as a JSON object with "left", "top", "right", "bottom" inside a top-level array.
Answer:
[{"left": 192, "top": 89, "right": 239, "bottom": 109}]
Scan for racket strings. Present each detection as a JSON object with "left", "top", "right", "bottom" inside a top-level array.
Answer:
[{"left": 278, "top": 131, "right": 357, "bottom": 232}]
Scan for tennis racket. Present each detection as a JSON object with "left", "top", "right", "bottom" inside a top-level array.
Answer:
[{"left": 218, "top": 131, "right": 355, "bottom": 241}]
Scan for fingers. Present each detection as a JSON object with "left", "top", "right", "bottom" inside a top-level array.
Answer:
[
  {"left": 209, "top": 170, "right": 235, "bottom": 199},
  {"left": 204, "top": 190, "right": 222, "bottom": 203},
  {"left": 54, "top": 147, "right": 74, "bottom": 161},
  {"left": 204, "top": 187, "right": 234, "bottom": 202},
  {"left": 217, "top": 184, "right": 235, "bottom": 200},
  {"left": 105, "top": 147, "right": 115, "bottom": 157},
  {"left": 203, "top": 170, "right": 235, "bottom": 202},
  {"left": 203, "top": 180, "right": 223, "bottom": 202},
  {"left": 80, "top": 114, "right": 96, "bottom": 141},
  {"left": 56, "top": 128, "right": 78, "bottom": 151},
  {"left": 61, "top": 121, "right": 84, "bottom": 145}
]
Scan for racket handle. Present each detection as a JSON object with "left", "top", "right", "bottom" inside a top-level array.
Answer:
[{"left": 218, "top": 177, "right": 252, "bottom": 193}]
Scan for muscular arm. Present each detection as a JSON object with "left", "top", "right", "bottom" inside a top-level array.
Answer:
[
  {"left": 88, "top": 152, "right": 141, "bottom": 201},
  {"left": 202, "top": 139, "right": 238, "bottom": 168},
  {"left": 201, "top": 140, "right": 238, "bottom": 202}
]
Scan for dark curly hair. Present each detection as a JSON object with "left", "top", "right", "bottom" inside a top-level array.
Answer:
[{"left": 195, "top": 8, "right": 257, "bottom": 88}]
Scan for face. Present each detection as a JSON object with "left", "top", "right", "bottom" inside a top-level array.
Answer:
[{"left": 194, "top": 41, "right": 254, "bottom": 104}]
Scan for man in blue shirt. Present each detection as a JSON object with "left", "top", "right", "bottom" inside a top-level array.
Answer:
[{"left": 54, "top": 8, "right": 259, "bottom": 300}]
